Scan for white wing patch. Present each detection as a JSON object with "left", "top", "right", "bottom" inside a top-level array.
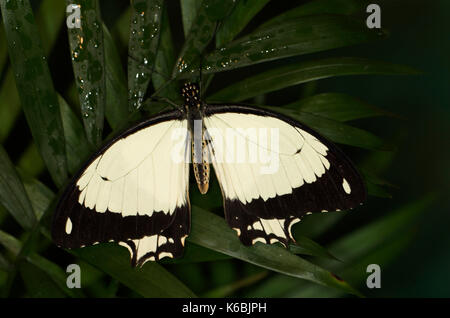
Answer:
[
  {"left": 247, "top": 217, "right": 301, "bottom": 246},
  {"left": 119, "top": 235, "right": 176, "bottom": 266},
  {"left": 65, "top": 218, "right": 72, "bottom": 235},
  {"left": 204, "top": 113, "right": 330, "bottom": 204},
  {"left": 75, "top": 120, "right": 189, "bottom": 216},
  {"left": 342, "top": 178, "right": 351, "bottom": 194}
]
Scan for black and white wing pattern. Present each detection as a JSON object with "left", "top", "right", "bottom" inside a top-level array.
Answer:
[
  {"left": 204, "top": 105, "right": 366, "bottom": 247},
  {"left": 52, "top": 111, "right": 191, "bottom": 267}
]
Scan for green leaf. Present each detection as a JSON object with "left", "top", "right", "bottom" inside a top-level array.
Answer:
[
  {"left": 287, "top": 93, "right": 396, "bottom": 122},
  {"left": 0, "top": 230, "right": 84, "bottom": 297},
  {"left": 66, "top": 0, "right": 106, "bottom": 147},
  {"left": 260, "top": 0, "right": 364, "bottom": 29},
  {"left": 0, "top": 0, "right": 65, "bottom": 144},
  {"left": 0, "top": 145, "right": 36, "bottom": 230},
  {"left": 288, "top": 195, "right": 437, "bottom": 297},
  {"left": 19, "top": 261, "right": 67, "bottom": 297},
  {"left": 0, "top": 230, "right": 22, "bottom": 256},
  {"left": 289, "top": 236, "right": 341, "bottom": 262},
  {"left": 198, "top": 15, "right": 387, "bottom": 75},
  {"left": 1, "top": 0, "right": 69, "bottom": 187},
  {"left": 22, "top": 176, "right": 55, "bottom": 220},
  {"left": 330, "top": 195, "right": 437, "bottom": 262},
  {"left": 128, "top": 0, "right": 164, "bottom": 111},
  {"left": 0, "top": 21, "right": 8, "bottom": 74},
  {"left": 293, "top": 211, "right": 346, "bottom": 239},
  {"left": 189, "top": 205, "right": 362, "bottom": 296},
  {"left": 34, "top": 0, "right": 66, "bottom": 52},
  {"left": 103, "top": 24, "right": 129, "bottom": 130},
  {"left": 366, "top": 182, "right": 392, "bottom": 199},
  {"left": 111, "top": 5, "right": 131, "bottom": 46},
  {"left": 361, "top": 169, "right": 396, "bottom": 199},
  {"left": 58, "top": 95, "right": 91, "bottom": 174},
  {"left": 216, "top": 0, "right": 270, "bottom": 47},
  {"left": 152, "top": 6, "right": 180, "bottom": 101},
  {"left": 0, "top": 253, "right": 10, "bottom": 271},
  {"left": 261, "top": 107, "right": 387, "bottom": 150},
  {"left": 208, "top": 57, "right": 419, "bottom": 102},
  {"left": 0, "top": 71, "right": 21, "bottom": 144},
  {"left": 16, "top": 143, "right": 45, "bottom": 178},
  {"left": 25, "top": 253, "right": 85, "bottom": 297},
  {"left": 72, "top": 244, "right": 197, "bottom": 297},
  {"left": 180, "top": 0, "right": 202, "bottom": 37},
  {"left": 173, "top": 0, "right": 236, "bottom": 78}
]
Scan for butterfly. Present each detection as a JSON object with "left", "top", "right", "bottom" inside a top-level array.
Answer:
[{"left": 52, "top": 82, "right": 366, "bottom": 267}]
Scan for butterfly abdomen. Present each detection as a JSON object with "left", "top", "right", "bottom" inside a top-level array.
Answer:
[{"left": 191, "top": 125, "right": 210, "bottom": 194}]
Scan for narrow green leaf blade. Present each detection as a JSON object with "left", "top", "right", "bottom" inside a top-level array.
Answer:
[
  {"left": 1, "top": 0, "right": 69, "bottom": 187},
  {"left": 72, "top": 245, "right": 197, "bottom": 297},
  {"left": 291, "top": 195, "right": 437, "bottom": 297},
  {"left": 0, "top": 146, "right": 36, "bottom": 229},
  {"left": 35, "top": 0, "right": 66, "bottom": 52},
  {"left": 199, "top": 15, "right": 387, "bottom": 75},
  {"left": 103, "top": 24, "right": 129, "bottom": 130},
  {"left": 22, "top": 176, "right": 55, "bottom": 220},
  {"left": 26, "top": 253, "right": 86, "bottom": 297},
  {"left": 288, "top": 93, "right": 396, "bottom": 122},
  {"left": 190, "top": 206, "right": 362, "bottom": 296},
  {"left": 0, "top": 21, "right": 8, "bottom": 74},
  {"left": 289, "top": 236, "right": 341, "bottom": 262},
  {"left": 152, "top": 6, "right": 179, "bottom": 101},
  {"left": 0, "top": 230, "right": 22, "bottom": 256},
  {"left": 128, "top": 0, "right": 164, "bottom": 110},
  {"left": 0, "top": 253, "right": 10, "bottom": 271},
  {"left": 58, "top": 95, "right": 90, "bottom": 174},
  {"left": 215, "top": 0, "right": 270, "bottom": 47},
  {"left": 66, "top": 0, "right": 106, "bottom": 147},
  {"left": 0, "top": 230, "right": 84, "bottom": 297},
  {"left": 273, "top": 109, "right": 387, "bottom": 150},
  {"left": 0, "top": 0, "right": 65, "bottom": 144},
  {"left": 333, "top": 195, "right": 437, "bottom": 260},
  {"left": 173, "top": 0, "right": 236, "bottom": 78},
  {"left": 208, "top": 57, "right": 419, "bottom": 102},
  {"left": 180, "top": 0, "right": 202, "bottom": 37}
]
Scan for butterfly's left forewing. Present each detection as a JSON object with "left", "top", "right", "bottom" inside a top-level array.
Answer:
[
  {"left": 203, "top": 105, "right": 366, "bottom": 246},
  {"left": 52, "top": 111, "right": 191, "bottom": 266}
]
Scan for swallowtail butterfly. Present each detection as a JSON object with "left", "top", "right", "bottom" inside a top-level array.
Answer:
[{"left": 52, "top": 82, "right": 366, "bottom": 267}]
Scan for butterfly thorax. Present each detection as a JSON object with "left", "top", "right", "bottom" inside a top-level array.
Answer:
[{"left": 182, "top": 82, "right": 210, "bottom": 195}]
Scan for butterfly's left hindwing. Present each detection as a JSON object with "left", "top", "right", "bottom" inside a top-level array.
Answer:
[
  {"left": 204, "top": 105, "right": 366, "bottom": 246},
  {"left": 52, "top": 111, "right": 190, "bottom": 266}
]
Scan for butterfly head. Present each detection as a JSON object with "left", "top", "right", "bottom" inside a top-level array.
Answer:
[{"left": 181, "top": 82, "right": 201, "bottom": 110}]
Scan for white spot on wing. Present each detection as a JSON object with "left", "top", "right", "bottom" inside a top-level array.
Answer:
[
  {"left": 65, "top": 218, "right": 72, "bottom": 234},
  {"left": 118, "top": 241, "right": 133, "bottom": 254},
  {"left": 159, "top": 252, "right": 174, "bottom": 259},
  {"left": 287, "top": 218, "right": 300, "bottom": 240},
  {"left": 252, "top": 237, "right": 266, "bottom": 244},
  {"left": 342, "top": 178, "right": 351, "bottom": 194}
]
